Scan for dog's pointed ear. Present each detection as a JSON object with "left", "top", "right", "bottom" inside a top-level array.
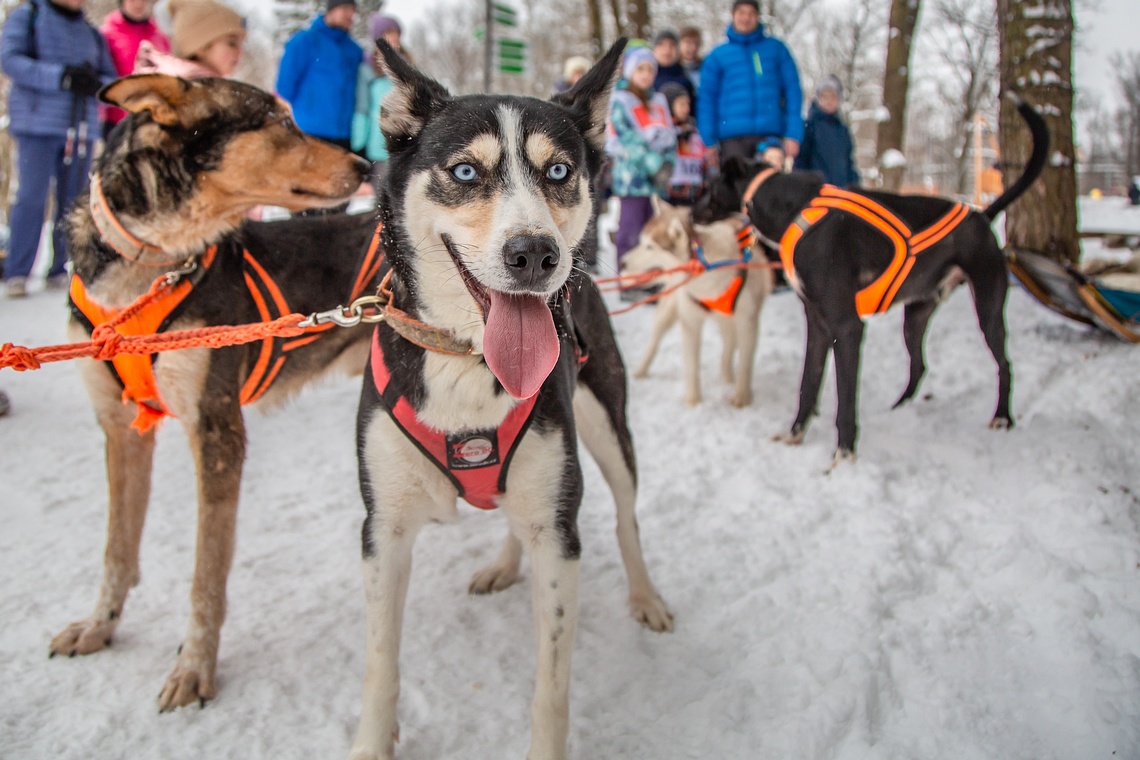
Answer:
[
  {"left": 375, "top": 39, "right": 450, "bottom": 144},
  {"left": 550, "top": 38, "right": 627, "bottom": 151},
  {"left": 650, "top": 193, "right": 664, "bottom": 216},
  {"left": 667, "top": 215, "right": 687, "bottom": 241},
  {"left": 99, "top": 74, "right": 190, "bottom": 127}
]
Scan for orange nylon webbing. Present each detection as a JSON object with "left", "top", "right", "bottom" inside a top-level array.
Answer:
[{"left": 780, "top": 186, "right": 969, "bottom": 317}]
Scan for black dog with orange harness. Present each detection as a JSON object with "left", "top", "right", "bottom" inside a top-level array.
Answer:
[{"left": 694, "top": 97, "right": 1048, "bottom": 464}]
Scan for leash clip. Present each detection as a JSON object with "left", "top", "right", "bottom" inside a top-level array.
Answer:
[
  {"left": 299, "top": 295, "right": 387, "bottom": 329},
  {"left": 163, "top": 259, "right": 199, "bottom": 287}
]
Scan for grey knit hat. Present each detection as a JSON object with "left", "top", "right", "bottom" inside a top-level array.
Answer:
[{"left": 815, "top": 74, "right": 843, "bottom": 100}]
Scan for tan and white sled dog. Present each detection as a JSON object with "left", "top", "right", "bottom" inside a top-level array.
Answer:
[{"left": 621, "top": 198, "right": 773, "bottom": 407}]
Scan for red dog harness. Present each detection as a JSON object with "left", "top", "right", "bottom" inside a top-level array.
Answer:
[
  {"left": 779, "top": 186, "right": 969, "bottom": 317},
  {"left": 70, "top": 226, "right": 385, "bottom": 432},
  {"left": 368, "top": 327, "right": 538, "bottom": 510}
]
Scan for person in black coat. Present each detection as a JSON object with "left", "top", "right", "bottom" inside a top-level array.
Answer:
[
  {"left": 1128, "top": 177, "right": 1140, "bottom": 206},
  {"left": 652, "top": 29, "right": 696, "bottom": 108},
  {"left": 794, "top": 74, "right": 859, "bottom": 188}
]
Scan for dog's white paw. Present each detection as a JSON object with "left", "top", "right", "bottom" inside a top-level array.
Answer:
[
  {"left": 630, "top": 592, "right": 674, "bottom": 633},
  {"left": 684, "top": 392, "right": 702, "bottom": 407},
  {"left": 632, "top": 366, "right": 650, "bottom": 379},
  {"left": 729, "top": 389, "right": 753, "bottom": 408},
  {"left": 988, "top": 416, "right": 1013, "bottom": 430},
  {"left": 825, "top": 449, "right": 857, "bottom": 473},
  {"left": 347, "top": 750, "right": 394, "bottom": 760},
  {"left": 50, "top": 617, "right": 117, "bottom": 658},
  {"left": 468, "top": 563, "right": 522, "bottom": 595},
  {"left": 772, "top": 429, "right": 805, "bottom": 446},
  {"left": 157, "top": 646, "right": 217, "bottom": 711},
  {"left": 347, "top": 725, "right": 399, "bottom": 760}
]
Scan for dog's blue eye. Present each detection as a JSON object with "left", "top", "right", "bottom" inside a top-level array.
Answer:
[
  {"left": 451, "top": 164, "right": 479, "bottom": 182},
  {"left": 547, "top": 163, "right": 570, "bottom": 182}
]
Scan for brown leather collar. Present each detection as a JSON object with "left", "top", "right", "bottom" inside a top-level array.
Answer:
[
  {"left": 89, "top": 173, "right": 189, "bottom": 267},
  {"left": 739, "top": 167, "right": 779, "bottom": 214},
  {"left": 375, "top": 270, "right": 476, "bottom": 356}
]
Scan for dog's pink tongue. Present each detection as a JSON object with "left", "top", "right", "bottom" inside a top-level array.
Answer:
[{"left": 484, "top": 290, "right": 559, "bottom": 399}]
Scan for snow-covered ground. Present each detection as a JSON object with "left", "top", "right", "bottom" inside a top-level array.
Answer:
[{"left": 1, "top": 214, "right": 1138, "bottom": 760}]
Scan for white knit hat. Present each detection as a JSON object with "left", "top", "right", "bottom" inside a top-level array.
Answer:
[{"left": 168, "top": 0, "right": 246, "bottom": 59}]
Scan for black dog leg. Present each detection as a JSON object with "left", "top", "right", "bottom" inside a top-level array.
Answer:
[
  {"left": 781, "top": 303, "right": 832, "bottom": 445},
  {"left": 969, "top": 265, "right": 1014, "bottom": 428},
  {"left": 894, "top": 299, "right": 939, "bottom": 408},
  {"left": 831, "top": 318, "right": 866, "bottom": 462}
]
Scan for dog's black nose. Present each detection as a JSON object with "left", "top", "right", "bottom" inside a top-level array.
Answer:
[{"left": 502, "top": 234, "right": 560, "bottom": 288}]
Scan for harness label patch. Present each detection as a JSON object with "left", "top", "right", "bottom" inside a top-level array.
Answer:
[{"left": 446, "top": 430, "right": 501, "bottom": 470}]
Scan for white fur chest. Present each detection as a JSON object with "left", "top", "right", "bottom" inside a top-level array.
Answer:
[{"left": 416, "top": 352, "right": 523, "bottom": 433}]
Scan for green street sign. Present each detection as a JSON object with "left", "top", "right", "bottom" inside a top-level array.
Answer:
[
  {"left": 493, "top": 2, "right": 517, "bottom": 26},
  {"left": 498, "top": 39, "right": 526, "bottom": 61},
  {"left": 499, "top": 63, "right": 525, "bottom": 74}
]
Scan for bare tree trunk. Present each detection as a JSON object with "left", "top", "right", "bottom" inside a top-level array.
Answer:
[
  {"left": 876, "top": 0, "right": 920, "bottom": 191},
  {"left": 626, "top": 0, "right": 652, "bottom": 40},
  {"left": 585, "top": 0, "right": 605, "bottom": 59},
  {"left": 997, "top": 0, "right": 1078, "bottom": 264},
  {"left": 608, "top": 0, "right": 626, "bottom": 38}
]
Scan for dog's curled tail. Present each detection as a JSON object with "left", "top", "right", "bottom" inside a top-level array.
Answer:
[{"left": 982, "top": 94, "right": 1050, "bottom": 222}]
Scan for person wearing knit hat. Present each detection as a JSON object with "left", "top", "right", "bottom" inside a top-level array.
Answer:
[
  {"left": 607, "top": 44, "right": 677, "bottom": 285},
  {"left": 352, "top": 13, "right": 408, "bottom": 196},
  {"left": 697, "top": 0, "right": 804, "bottom": 169},
  {"left": 621, "top": 46, "right": 656, "bottom": 82},
  {"left": 793, "top": 74, "right": 859, "bottom": 188},
  {"left": 134, "top": 0, "right": 245, "bottom": 78},
  {"left": 652, "top": 28, "right": 695, "bottom": 109},
  {"left": 276, "top": 0, "right": 363, "bottom": 150},
  {"left": 167, "top": 0, "right": 244, "bottom": 58}
]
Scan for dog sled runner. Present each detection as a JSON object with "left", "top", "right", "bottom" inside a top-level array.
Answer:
[{"left": 1007, "top": 247, "right": 1140, "bottom": 343}]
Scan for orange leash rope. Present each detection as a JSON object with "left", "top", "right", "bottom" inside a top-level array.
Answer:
[
  {"left": 1, "top": 269, "right": 331, "bottom": 373},
  {"left": 2, "top": 313, "right": 307, "bottom": 371},
  {"left": 598, "top": 259, "right": 782, "bottom": 316}
]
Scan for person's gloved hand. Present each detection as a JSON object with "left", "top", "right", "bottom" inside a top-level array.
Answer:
[
  {"left": 60, "top": 63, "right": 101, "bottom": 97},
  {"left": 651, "top": 161, "right": 674, "bottom": 194}
]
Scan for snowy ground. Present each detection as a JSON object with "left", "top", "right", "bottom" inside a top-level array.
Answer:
[{"left": 1, "top": 213, "right": 1138, "bottom": 760}]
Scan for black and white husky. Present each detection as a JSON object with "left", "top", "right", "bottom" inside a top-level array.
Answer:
[{"left": 349, "top": 40, "right": 672, "bottom": 760}]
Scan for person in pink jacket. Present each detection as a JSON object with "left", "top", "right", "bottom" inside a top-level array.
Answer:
[{"left": 99, "top": 0, "right": 169, "bottom": 137}]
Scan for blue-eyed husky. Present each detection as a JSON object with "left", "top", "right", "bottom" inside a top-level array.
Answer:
[{"left": 349, "top": 40, "right": 672, "bottom": 760}]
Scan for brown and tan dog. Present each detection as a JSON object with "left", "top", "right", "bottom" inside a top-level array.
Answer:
[
  {"left": 49, "top": 74, "right": 375, "bottom": 710},
  {"left": 621, "top": 198, "right": 774, "bottom": 407}
]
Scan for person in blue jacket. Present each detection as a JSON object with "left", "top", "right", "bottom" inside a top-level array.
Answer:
[
  {"left": 276, "top": 0, "right": 363, "bottom": 150},
  {"left": 697, "top": 0, "right": 804, "bottom": 170},
  {"left": 0, "top": 0, "right": 116, "bottom": 298},
  {"left": 794, "top": 75, "right": 859, "bottom": 188}
]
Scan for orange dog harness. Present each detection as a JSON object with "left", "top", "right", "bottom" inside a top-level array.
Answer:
[
  {"left": 779, "top": 186, "right": 969, "bottom": 317},
  {"left": 691, "top": 225, "right": 758, "bottom": 316},
  {"left": 70, "top": 227, "right": 385, "bottom": 433}
]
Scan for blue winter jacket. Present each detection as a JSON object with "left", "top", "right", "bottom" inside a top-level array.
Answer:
[
  {"left": 1, "top": 0, "right": 116, "bottom": 139},
  {"left": 275, "top": 15, "right": 363, "bottom": 141},
  {"left": 696, "top": 24, "right": 803, "bottom": 147},
  {"left": 793, "top": 101, "right": 859, "bottom": 188}
]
